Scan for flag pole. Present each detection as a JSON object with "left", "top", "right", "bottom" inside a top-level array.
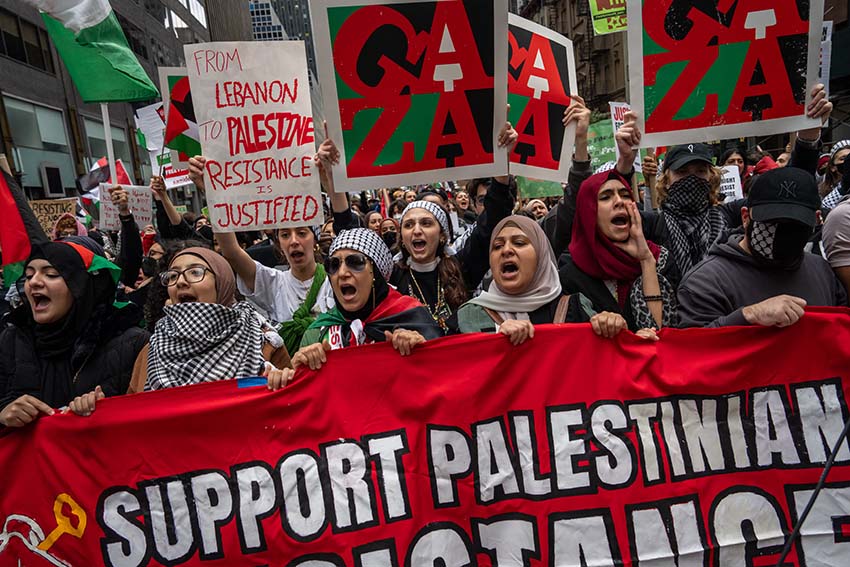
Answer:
[{"left": 101, "top": 103, "right": 118, "bottom": 186}]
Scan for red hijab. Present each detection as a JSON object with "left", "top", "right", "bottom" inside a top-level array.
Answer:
[{"left": 568, "top": 170, "right": 660, "bottom": 307}]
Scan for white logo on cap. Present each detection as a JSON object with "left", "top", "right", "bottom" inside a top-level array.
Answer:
[{"left": 688, "top": 144, "right": 694, "bottom": 152}]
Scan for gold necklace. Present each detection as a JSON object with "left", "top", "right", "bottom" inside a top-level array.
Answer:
[{"left": 408, "top": 270, "right": 448, "bottom": 331}]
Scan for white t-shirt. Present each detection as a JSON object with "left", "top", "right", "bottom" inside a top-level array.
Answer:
[{"left": 237, "top": 261, "right": 335, "bottom": 325}]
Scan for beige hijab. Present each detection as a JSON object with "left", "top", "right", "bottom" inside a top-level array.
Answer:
[{"left": 470, "top": 215, "right": 562, "bottom": 320}]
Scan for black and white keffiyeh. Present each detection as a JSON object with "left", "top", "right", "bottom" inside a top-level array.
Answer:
[
  {"left": 146, "top": 301, "right": 265, "bottom": 391},
  {"left": 662, "top": 177, "right": 728, "bottom": 275},
  {"left": 330, "top": 228, "right": 394, "bottom": 280},
  {"left": 402, "top": 200, "right": 450, "bottom": 235}
]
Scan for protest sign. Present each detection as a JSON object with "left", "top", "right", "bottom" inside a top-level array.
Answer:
[
  {"left": 627, "top": 0, "right": 824, "bottom": 147},
  {"left": 184, "top": 41, "right": 322, "bottom": 231},
  {"left": 820, "top": 21, "right": 833, "bottom": 95},
  {"left": 508, "top": 14, "right": 577, "bottom": 184},
  {"left": 135, "top": 102, "right": 192, "bottom": 190},
  {"left": 158, "top": 67, "right": 202, "bottom": 168},
  {"left": 3, "top": 308, "right": 850, "bottom": 566},
  {"left": 609, "top": 101, "right": 642, "bottom": 172},
  {"left": 97, "top": 183, "right": 152, "bottom": 231},
  {"left": 28, "top": 198, "right": 77, "bottom": 235},
  {"left": 589, "top": 0, "right": 627, "bottom": 35},
  {"left": 586, "top": 116, "right": 616, "bottom": 171},
  {"left": 719, "top": 165, "right": 744, "bottom": 201},
  {"left": 516, "top": 175, "right": 563, "bottom": 198},
  {"left": 311, "top": 0, "right": 509, "bottom": 191}
]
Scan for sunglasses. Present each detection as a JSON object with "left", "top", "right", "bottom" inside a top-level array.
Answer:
[{"left": 325, "top": 253, "right": 369, "bottom": 276}]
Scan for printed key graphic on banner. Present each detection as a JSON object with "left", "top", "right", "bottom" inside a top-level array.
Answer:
[
  {"left": 311, "top": 0, "right": 509, "bottom": 192},
  {"left": 185, "top": 41, "right": 322, "bottom": 231},
  {"left": 508, "top": 14, "right": 577, "bottom": 184},
  {"left": 627, "top": 0, "right": 824, "bottom": 147}
]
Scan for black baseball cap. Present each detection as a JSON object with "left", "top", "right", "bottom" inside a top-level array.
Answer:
[
  {"left": 663, "top": 143, "right": 714, "bottom": 171},
  {"left": 747, "top": 168, "right": 820, "bottom": 227}
]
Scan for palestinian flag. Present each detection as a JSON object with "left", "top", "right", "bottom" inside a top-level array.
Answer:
[
  {"left": 164, "top": 74, "right": 201, "bottom": 161},
  {"left": 27, "top": 0, "right": 158, "bottom": 103},
  {"left": 0, "top": 171, "right": 48, "bottom": 286},
  {"left": 62, "top": 240, "right": 121, "bottom": 285},
  {"left": 77, "top": 157, "right": 131, "bottom": 193}
]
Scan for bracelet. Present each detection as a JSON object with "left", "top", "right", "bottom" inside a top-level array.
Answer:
[{"left": 643, "top": 294, "right": 663, "bottom": 302}]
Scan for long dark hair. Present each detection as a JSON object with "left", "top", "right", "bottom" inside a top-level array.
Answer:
[{"left": 397, "top": 242, "right": 468, "bottom": 310}]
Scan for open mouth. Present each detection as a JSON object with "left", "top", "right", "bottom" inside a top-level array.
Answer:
[
  {"left": 339, "top": 284, "right": 357, "bottom": 301},
  {"left": 500, "top": 261, "right": 519, "bottom": 275},
  {"left": 176, "top": 292, "right": 198, "bottom": 303},
  {"left": 30, "top": 293, "right": 51, "bottom": 311},
  {"left": 289, "top": 250, "right": 305, "bottom": 262},
  {"left": 611, "top": 213, "right": 629, "bottom": 227},
  {"left": 411, "top": 239, "right": 428, "bottom": 253}
]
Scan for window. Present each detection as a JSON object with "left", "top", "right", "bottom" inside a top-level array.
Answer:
[
  {"left": 0, "top": 9, "right": 54, "bottom": 73},
  {"left": 189, "top": 0, "right": 207, "bottom": 28},
  {"left": 143, "top": 0, "right": 168, "bottom": 27},
  {"left": 4, "top": 96, "right": 75, "bottom": 191},
  {"left": 171, "top": 10, "right": 188, "bottom": 29}
]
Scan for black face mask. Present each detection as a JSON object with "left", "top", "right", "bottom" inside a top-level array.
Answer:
[
  {"left": 197, "top": 225, "right": 214, "bottom": 241},
  {"left": 839, "top": 159, "right": 850, "bottom": 179},
  {"left": 141, "top": 256, "right": 159, "bottom": 277},
  {"left": 747, "top": 220, "right": 812, "bottom": 270},
  {"left": 382, "top": 231, "right": 398, "bottom": 248}
]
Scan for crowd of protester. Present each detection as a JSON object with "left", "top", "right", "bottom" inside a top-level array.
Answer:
[{"left": 1, "top": 81, "right": 849, "bottom": 426}]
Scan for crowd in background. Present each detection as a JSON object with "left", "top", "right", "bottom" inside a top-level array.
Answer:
[{"left": 1, "top": 82, "right": 849, "bottom": 426}]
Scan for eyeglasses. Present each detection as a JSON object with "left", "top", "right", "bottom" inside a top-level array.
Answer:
[
  {"left": 160, "top": 266, "right": 212, "bottom": 287},
  {"left": 325, "top": 253, "right": 368, "bottom": 276}
]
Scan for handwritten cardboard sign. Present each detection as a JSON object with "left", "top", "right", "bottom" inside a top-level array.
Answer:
[
  {"left": 185, "top": 41, "right": 322, "bottom": 231},
  {"left": 29, "top": 198, "right": 77, "bottom": 236},
  {"left": 98, "top": 184, "right": 153, "bottom": 231}
]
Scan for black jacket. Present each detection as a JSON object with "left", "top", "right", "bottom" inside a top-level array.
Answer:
[
  {"left": 677, "top": 232, "right": 847, "bottom": 328},
  {"left": 0, "top": 304, "right": 149, "bottom": 411}
]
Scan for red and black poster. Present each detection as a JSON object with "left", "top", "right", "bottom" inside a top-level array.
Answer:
[
  {"left": 3, "top": 309, "right": 850, "bottom": 566},
  {"left": 508, "top": 14, "right": 577, "bottom": 184},
  {"left": 311, "top": 0, "right": 509, "bottom": 191},
  {"left": 627, "top": 0, "right": 824, "bottom": 146}
]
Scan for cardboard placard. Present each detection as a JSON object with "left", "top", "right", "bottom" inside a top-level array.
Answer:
[
  {"left": 589, "top": 0, "right": 628, "bottom": 35},
  {"left": 507, "top": 14, "right": 577, "bottom": 184},
  {"left": 185, "top": 41, "right": 322, "bottom": 231},
  {"left": 98, "top": 184, "right": 153, "bottom": 231},
  {"left": 311, "top": 0, "right": 509, "bottom": 191},
  {"left": 719, "top": 165, "right": 744, "bottom": 201},
  {"left": 29, "top": 198, "right": 77, "bottom": 236},
  {"left": 627, "top": 0, "right": 823, "bottom": 147}
]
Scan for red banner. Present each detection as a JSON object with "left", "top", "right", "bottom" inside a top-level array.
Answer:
[{"left": 3, "top": 309, "right": 850, "bottom": 566}]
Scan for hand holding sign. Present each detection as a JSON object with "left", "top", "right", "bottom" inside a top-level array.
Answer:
[
  {"left": 615, "top": 111, "right": 641, "bottom": 173},
  {"left": 799, "top": 83, "right": 832, "bottom": 141},
  {"left": 109, "top": 186, "right": 130, "bottom": 216},
  {"left": 187, "top": 156, "right": 206, "bottom": 192}
]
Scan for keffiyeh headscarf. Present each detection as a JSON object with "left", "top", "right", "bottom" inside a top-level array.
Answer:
[
  {"left": 330, "top": 228, "right": 394, "bottom": 280},
  {"left": 470, "top": 216, "right": 562, "bottom": 321},
  {"left": 401, "top": 200, "right": 450, "bottom": 236}
]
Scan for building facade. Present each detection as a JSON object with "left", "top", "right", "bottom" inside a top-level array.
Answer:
[
  {"left": 249, "top": 1, "right": 287, "bottom": 41},
  {"left": 270, "top": 0, "right": 316, "bottom": 78},
  {"left": 0, "top": 0, "right": 209, "bottom": 199}
]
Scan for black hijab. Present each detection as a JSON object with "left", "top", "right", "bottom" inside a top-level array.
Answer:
[{"left": 22, "top": 239, "right": 116, "bottom": 357}]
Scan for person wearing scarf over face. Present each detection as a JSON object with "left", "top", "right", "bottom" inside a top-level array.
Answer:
[
  {"left": 0, "top": 238, "right": 149, "bottom": 427},
  {"left": 560, "top": 170, "right": 678, "bottom": 332},
  {"left": 267, "top": 229, "right": 442, "bottom": 390},
  {"left": 454, "top": 216, "right": 631, "bottom": 344},
  {"left": 116, "top": 247, "right": 271, "bottom": 397}
]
